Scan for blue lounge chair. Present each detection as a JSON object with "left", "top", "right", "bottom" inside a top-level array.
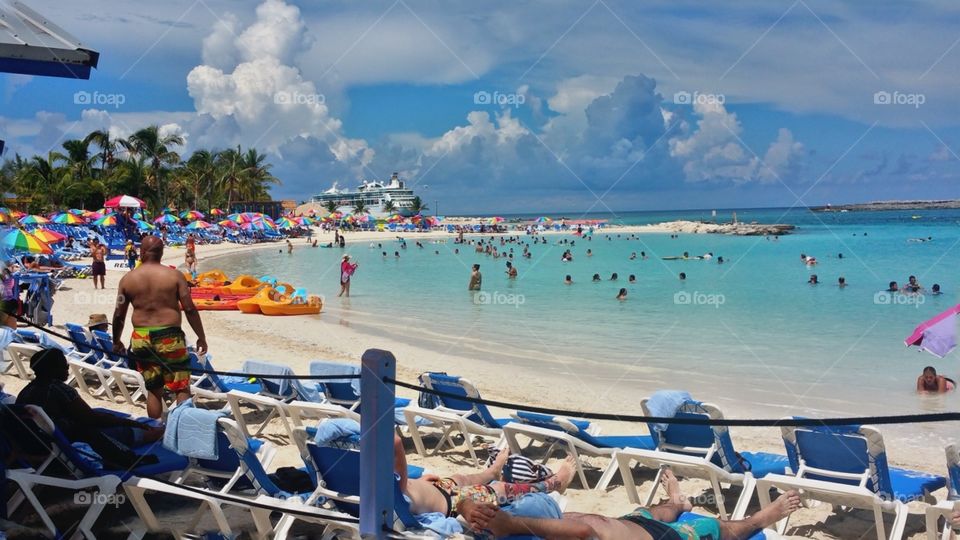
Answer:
[
  {"left": 189, "top": 353, "right": 260, "bottom": 401},
  {"left": 756, "top": 422, "right": 945, "bottom": 539},
  {"left": 402, "top": 372, "right": 512, "bottom": 466},
  {"left": 309, "top": 360, "right": 361, "bottom": 410},
  {"left": 598, "top": 398, "right": 789, "bottom": 518},
  {"left": 503, "top": 411, "right": 655, "bottom": 489}
]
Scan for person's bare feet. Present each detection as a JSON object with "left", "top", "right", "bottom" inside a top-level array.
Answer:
[
  {"left": 752, "top": 490, "right": 802, "bottom": 528},
  {"left": 660, "top": 468, "right": 693, "bottom": 512},
  {"left": 551, "top": 456, "right": 577, "bottom": 493},
  {"left": 488, "top": 447, "right": 510, "bottom": 479}
]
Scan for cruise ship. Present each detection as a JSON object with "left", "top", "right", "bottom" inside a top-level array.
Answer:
[{"left": 310, "top": 173, "right": 419, "bottom": 217}]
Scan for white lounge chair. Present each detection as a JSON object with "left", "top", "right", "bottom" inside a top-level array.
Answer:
[{"left": 925, "top": 443, "right": 960, "bottom": 539}]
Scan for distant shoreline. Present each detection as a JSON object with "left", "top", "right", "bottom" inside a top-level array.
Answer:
[{"left": 810, "top": 199, "right": 960, "bottom": 212}]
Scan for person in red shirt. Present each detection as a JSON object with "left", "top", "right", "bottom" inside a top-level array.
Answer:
[{"left": 185, "top": 233, "right": 196, "bottom": 256}]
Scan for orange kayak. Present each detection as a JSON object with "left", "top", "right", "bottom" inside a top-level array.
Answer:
[
  {"left": 194, "top": 298, "right": 241, "bottom": 311},
  {"left": 260, "top": 296, "right": 323, "bottom": 316}
]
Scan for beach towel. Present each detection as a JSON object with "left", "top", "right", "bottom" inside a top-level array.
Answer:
[
  {"left": 163, "top": 399, "right": 227, "bottom": 460},
  {"left": 413, "top": 509, "right": 463, "bottom": 537},
  {"left": 313, "top": 418, "right": 361, "bottom": 449},
  {"left": 309, "top": 360, "right": 361, "bottom": 398},
  {"left": 646, "top": 390, "right": 693, "bottom": 432},
  {"left": 242, "top": 360, "right": 321, "bottom": 403}
]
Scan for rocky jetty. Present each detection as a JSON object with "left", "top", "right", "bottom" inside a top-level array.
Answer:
[
  {"left": 811, "top": 200, "right": 960, "bottom": 212},
  {"left": 641, "top": 220, "right": 795, "bottom": 236}
]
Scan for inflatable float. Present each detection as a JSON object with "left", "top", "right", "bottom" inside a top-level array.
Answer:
[{"left": 237, "top": 287, "right": 322, "bottom": 315}]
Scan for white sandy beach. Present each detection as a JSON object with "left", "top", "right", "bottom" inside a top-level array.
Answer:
[{"left": 2, "top": 226, "right": 950, "bottom": 539}]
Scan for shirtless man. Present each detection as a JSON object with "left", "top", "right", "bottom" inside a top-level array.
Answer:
[
  {"left": 462, "top": 469, "right": 802, "bottom": 540},
  {"left": 469, "top": 264, "right": 482, "bottom": 291},
  {"left": 112, "top": 236, "right": 208, "bottom": 419},
  {"left": 918, "top": 366, "right": 956, "bottom": 393},
  {"left": 394, "top": 435, "right": 575, "bottom": 518},
  {"left": 90, "top": 239, "right": 107, "bottom": 289}
]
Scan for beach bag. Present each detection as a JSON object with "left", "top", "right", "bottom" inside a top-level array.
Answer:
[
  {"left": 417, "top": 371, "right": 445, "bottom": 409},
  {"left": 270, "top": 466, "right": 314, "bottom": 493},
  {"left": 485, "top": 448, "right": 553, "bottom": 483}
]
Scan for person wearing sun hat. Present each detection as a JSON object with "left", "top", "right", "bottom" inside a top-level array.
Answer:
[
  {"left": 339, "top": 254, "right": 359, "bottom": 297},
  {"left": 86, "top": 312, "right": 110, "bottom": 340}
]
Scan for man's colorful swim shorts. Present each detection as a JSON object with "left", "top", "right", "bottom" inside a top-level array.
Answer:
[{"left": 129, "top": 326, "right": 190, "bottom": 392}]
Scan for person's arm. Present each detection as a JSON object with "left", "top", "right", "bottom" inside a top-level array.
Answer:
[
  {"left": 917, "top": 376, "right": 924, "bottom": 392},
  {"left": 178, "top": 274, "right": 208, "bottom": 355},
  {"left": 66, "top": 391, "right": 145, "bottom": 429},
  {"left": 940, "top": 377, "right": 948, "bottom": 393},
  {"left": 113, "top": 277, "right": 131, "bottom": 353},
  {"left": 394, "top": 434, "right": 409, "bottom": 493}
]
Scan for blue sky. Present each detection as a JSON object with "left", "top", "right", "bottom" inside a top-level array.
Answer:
[{"left": 2, "top": 0, "right": 959, "bottom": 213}]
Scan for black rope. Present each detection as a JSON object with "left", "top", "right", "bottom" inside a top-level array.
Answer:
[
  {"left": 388, "top": 377, "right": 960, "bottom": 427},
  {"left": 148, "top": 477, "right": 361, "bottom": 524},
  {"left": 14, "top": 316, "right": 359, "bottom": 381}
]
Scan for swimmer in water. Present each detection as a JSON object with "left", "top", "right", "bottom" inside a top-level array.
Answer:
[
  {"left": 887, "top": 281, "right": 898, "bottom": 292},
  {"left": 586, "top": 249, "right": 592, "bottom": 257},
  {"left": 905, "top": 275, "right": 922, "bottom": 293},
  {"left": 395, "top": 251, "right": 400, "bottom": 258},
  {"left": 564, "top": 275, "right": 573, "bottom": 285},
  {"left": 932, "top": 283, "right": 942, "bottom": 295},
  {"left": 717, "top": 256, "right": 724, "bottom": 264},
  {"left": 838, "top": 276, "right": 846, "bottom": 288},
  {"left": 592, "top": 274, "right": 601, "bottom": 282},
  {"left": 679, "top": 272, "right": 686, "bottom": 281},
  {"left": 628, "top": 274, "right": 636, "bottom": 283},
  {"left": 506, "top": 261, "right": 518, "bottom": 278},
  {"left": 629, "top": 252, "right": 636, "bottom": 260},
  {"left": 808, "top": 274, "right": 818, "bottom": 285},
  {"left": 917, "top": 366, "right": 955, "bottom": 393},
  {"left": 610, "top": 273, "right": 618, "bottom": 281},
  {"left": 616, "top": 288, "right": 627, "bottom": 301},
  {"left": 641, "top": 251, "right": 647, "bottom": 260}
]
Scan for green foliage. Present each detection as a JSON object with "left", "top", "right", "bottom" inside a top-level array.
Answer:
[{"left": 2, "top": 126, "right": 281, "bottom": 211}]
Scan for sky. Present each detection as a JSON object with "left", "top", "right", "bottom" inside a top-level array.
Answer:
[{"left": 2, "top": 0, "right": 959, "bottom": 214}]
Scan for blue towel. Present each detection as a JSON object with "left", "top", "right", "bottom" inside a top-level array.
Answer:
[
  {"left": 414, "top": 509, "right": 463, "bottom": 537},
  {"left": 309, "top": 360, "right": 361, "bottom": 398},
  {"left": 0, "top": 327, "right": 16, "bottom": 351},
  {"left": 243, "top": 360, "right": 321, "bottom": 403},
  {"left": 313, "top": 418, "right": 361, "bottom": 448},
  {"left": 646, "top": 390, "right": 693, "bottom": 432},
  {"left": 502, "top": 492, "right": 563, "bottom": 519},
  {"left": 163, "top": 399, "right": 227, "bottom": 460}
]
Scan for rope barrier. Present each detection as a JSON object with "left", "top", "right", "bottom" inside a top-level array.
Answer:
[
  {"left": 14, "top": 316, "right": 959, "bottom": 428},
  {"left": 388, "top": 377, "right": 960, "bottom": 427},
  {"left": 13, "top": 316, "right": 359, "bottom": 381}
]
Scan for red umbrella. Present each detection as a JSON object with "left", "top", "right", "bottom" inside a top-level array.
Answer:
[{"left": 104, "top": 195, "right": 146, "bottom": 208}]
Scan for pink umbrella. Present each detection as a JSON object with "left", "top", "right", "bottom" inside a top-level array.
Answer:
[
  {"left": 906, "top": 303, "right": 960, "bottom": 358},
  {"left": 104, "top": 194, "right": 147, "bottom": 208}
]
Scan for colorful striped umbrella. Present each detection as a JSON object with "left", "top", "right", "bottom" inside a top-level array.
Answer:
[
  {"left": 104, "top": 194, "right": 146, "bottom": 208},
  {"left": 386, "top": 214, "right": 404, "bottom": 223},
  {"left": 275, "top": 217, "right": 298, "bottom": 228},
  {"left": 94, "top": 214, "right": 118, "bottom": 226},
  {"left": 10, "top": 211, "right": 26, "bottom": 219},
  {"left": 185, "top": 220, "right": 213, "bottom": 230},
  {"left": 180, "top": 210, "right": 204, "bottom": 220},
  {"left": 52, "top": 212, "right": 86, "bottom": 225},
  {"left": 218, "top": 219, "right": 239, "bottom": 229},
  {"left": 0, "top": 213, "right": 9, "bottom": 224},
  {"left": 154, "top": 213, "right": 178, "bottom": 224},
  {"left": 208, "top": 208, "right": 225, "bottom": 217},
  {"left": 31, "top": 228, "right": 68, "bottom": 243},
  {"left": 19, "top": 215, "right": 50, "bottom": 225},
  {"left": 1, "top": 229, "right": 52, "bottom": 254},
  {"left": 68, "top": 208, "right": 86, "bottom": 215}
]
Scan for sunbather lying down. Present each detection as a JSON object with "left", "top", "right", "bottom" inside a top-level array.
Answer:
[
  {"left": 460, "top": 469, "right": 802, "bottom": 540},
  {"left": 394, "top": 435, "right": 575, "bottom": 517}
]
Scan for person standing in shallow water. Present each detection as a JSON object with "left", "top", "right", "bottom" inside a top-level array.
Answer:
[
  {"left": 469, "top": 264, "right": 482, "bottom": 290},
  {"left": 339, "top": 254, "right": 358, "bottom": 297}
]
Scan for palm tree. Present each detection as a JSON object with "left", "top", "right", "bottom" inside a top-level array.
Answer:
[
  {"left": 214, "top": 147, "right": 244, "bottom": 210},
  {"left": 83, "top": 129, "right": 119, "bottom": 174},
  {"left": 322, "top": 200, "right": 339, "bottom": 214},
  {"left": 381, "top": 199, "right": 397, "bottom": 214},
  {"left": 17, "top": 152, "right": 66, "bottom": 211},
  {"left": 122, "top": 125, "right": 184, "bottom": 205},
  {"left": 352, "top": 199, "right": 369, "bottom": 215},
  {"left": 410, "top": 196, "right": 429, "bottom": 215},
  {"left": 239, "top": 148, "right": 279, "bottom": 201},
  {"left": 176, "top": 150, "right": 215, "bottom": 209}
]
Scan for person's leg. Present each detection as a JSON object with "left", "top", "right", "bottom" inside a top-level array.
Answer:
[
  {"left": 645, "top": 468, "right": 692, "bottom": 523},
  {"left": 461, "top": 502, "right": 604, "bottom": 540},
  {"left": 717, "top": 491, "right": 801, "bottom": 540},
  {"left": 146, "top": 388, "right": 164, "bottom": 419},
  {"left": 450, "top": 448, "right": 510, "bottom": 486},
  {"left": 486, "top": 457, "right": 577, "bottom": 504}
]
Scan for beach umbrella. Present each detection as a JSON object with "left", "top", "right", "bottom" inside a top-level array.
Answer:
[
  {"left": 52, "top": 212, "right": 86, "bottom": 225},
  {"left": 19, "top": 214, "right": 50, "bottom": 225},
  {"left": 134, "top": 219, "right": 155, "bottom": 230},
  {"left": 535, "top": 216, "right": 552, "bottom": 224},
  {"left": 276, "top": 217, "right": 298, "bottom": 228},
  {"left": 487, "top": 216, "right": 504, "bottom": 224},
  {"left": 104, "top": 194, "right": 146, "bottom": 209},
  {"left": 218, "top": 219, "right": 239, "bottom": 229},
  {"left": 185, "top": 220, "right": 213, "bottom": 230},
  {"left": 9, "top": 211, "right": 26, "bottom": 219},
  {"left": 94, "top": 214, "right": 119, "bottom": 226},
  {"left": 67, "top": 208, "right": 86, "bottom": 215},
  {"left": 0, "top": 229, "right": 52, "bottom": 254},
  {"left": 31, "top": 228, "right": 67, "bottom": 244},
  {"left": 154, "top": 213, "right": 178, "bottom": 224},
  {"left": 209, "top": 208, "right": 225, "bottom": 217},
  {"left": 180, "top": 210, "right": 204, "bottom": 220},
  {"left": 906, "top": 304, "right": 960, "bottom": 358}
]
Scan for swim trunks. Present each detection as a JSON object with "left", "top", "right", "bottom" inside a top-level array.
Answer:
[
  {"left": 432, "top": 478, "right": 498, "bottom": 517},
  {"left": 619, "top": 509, "right": 720, "bottom": 540},
  {"left": 91, "top": 261, "right": 106, "bottom": 276},
  {"left": 128, "top": 326, "right": 190, "bottom": 392}
]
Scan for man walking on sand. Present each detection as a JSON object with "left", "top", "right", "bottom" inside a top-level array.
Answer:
[
  {"left": 90, "top": 238, "right": 107, "bottom": 289},
  {"left": 112, "top": 236, "right": 208, "bottom": 419}
]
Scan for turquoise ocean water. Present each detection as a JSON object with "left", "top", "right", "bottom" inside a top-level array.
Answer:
[{"left": 212, "top": 207, "right": 960, "bottom": 444}]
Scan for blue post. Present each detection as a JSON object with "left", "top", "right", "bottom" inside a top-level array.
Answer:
[{"left": 360, "top": 349, "right": 396, "bottom": 539}]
